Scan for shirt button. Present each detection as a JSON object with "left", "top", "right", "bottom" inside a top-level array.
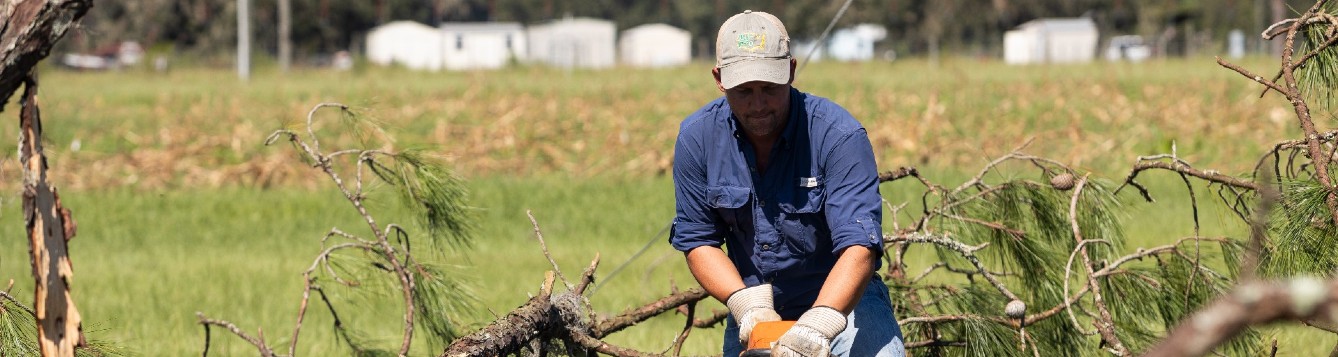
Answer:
[{"left": 761, "top": 244, "right": 771, "bottom": 250}]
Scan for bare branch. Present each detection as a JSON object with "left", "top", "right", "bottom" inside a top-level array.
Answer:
[
  {"left": 0, "top": 289, "right": 34, "bottom": 316},
  {"left": 527, "top": 210, "right": 573, "bottom": 291},
  {"left": 593, "top": 288, "right": 710, "bottom": 338},
  {"left": 887, "top": 232, "right": 1019, "bottom": 301},
  {"left": 1144, "top": 277, "right": 1338, "bottom": 357},
  {"left": 1068, "top": 175, "right": 1128, "bottom": 355},
  {"left": 196, "top": 312, "right": 276, "bottom": 357}
]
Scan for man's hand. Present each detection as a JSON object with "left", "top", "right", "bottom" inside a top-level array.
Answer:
[
  {"left": 726, "top": 284, "right": 782, "bottom": 345},
  {"left": 771, "top": 306, "right": 846, "bottom": 357}
]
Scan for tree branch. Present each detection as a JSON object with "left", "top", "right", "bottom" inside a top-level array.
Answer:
[
  {"left": 1144, "top": 277, "right": 1338, "bottom": 357},
  {"left": 196, "top": 312, "right": 276, "bottom": 357}
]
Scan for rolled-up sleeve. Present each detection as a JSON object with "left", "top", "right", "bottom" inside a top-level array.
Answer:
[
  {"left": 671, "top": 125, "right": 724, "bottom": 252},
  {"left": 822, "top": 129, "right": 884, "bottom": 257}
]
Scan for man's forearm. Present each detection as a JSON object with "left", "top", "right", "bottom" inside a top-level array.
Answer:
[
  {"left": 685, "top": 246, "right": 746, "bottom": 302},
  {"left": 813, "top": 245, "right": 876, "bottom": 314}
]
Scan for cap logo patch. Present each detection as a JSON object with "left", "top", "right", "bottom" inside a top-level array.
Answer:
[{"left": 736, "top": 32, "right": 766, "bottom": 52}]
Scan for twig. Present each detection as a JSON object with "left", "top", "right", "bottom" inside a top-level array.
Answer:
[
  {"left": 593, "top": 288, "right": 711, "bottom": 338},
  {"left": 1068, "top": 175, "right": 1128, "bottom": 355},
  {"left": 1144, "top": 277, "right": 1338, "bottom": 357},
  {"left": 667, "top": 301, "right": 695, "bottom": 356},
  {"left": 0, "top": 289, "right": 34, "bottom": 316},
  {"left": 201, "top": 321, "right": 211, "bottom": 357},
  {"left": 692, "top": 310, "right": 730, "bottom": 328},
  {"left": 1062, "top": 238, "right": 1109, "bottom": 336},
  {"left": 1218, "top": 57, "right": 1291, "bottom": 96},
  {"left": 574, "top": 254, "right": 600, "bottom": 295},
  {"left": 951, "top": 140, "right": 1036, "bottom": 196},
  {"left": 196, "top": 312, "right": 276, "bottom": 357},
  {"left": 878, "top": 166, "right": 920, "bottom": 183},
  {"left": 912, "top": 262, "right": 1012, "bottom": 284},
  {"left": 886, "top": 232, "right": 1019, "bottom": 301},
  {"left": 1117, "top": 156, "right": 1258, "bottom": 202},
  {"left": 527, "top": 210, "right": 573, "bottom": 291}
]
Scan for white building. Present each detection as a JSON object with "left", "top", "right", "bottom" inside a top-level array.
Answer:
[
  {"left": 1004, "top": 18, "right": 1099, "bottom": 65},
  {"left": 527, "top": 17, "right": 616, "bottom": 69},
  {"left": 367, "top": 21, "right": 446, "bottom": 71},
  {"left": 619, "top": 23, "right": 691, "bottom": 68},
  {"left": 440, "top": 22, "right": 526, "bottom": 70},
  {"left": 828, "top": 24, "right": 887, "bottom": 62}
]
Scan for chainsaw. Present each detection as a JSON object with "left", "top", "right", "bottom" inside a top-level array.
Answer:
[{"left": 740, "top": 320, "right": 796, "bottom": 357}]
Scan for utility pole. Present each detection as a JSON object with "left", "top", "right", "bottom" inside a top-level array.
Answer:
[
  {"left": 238, "top": 0, "right": 251, "bottom": 81},
  {"left": 278, "top": 0, "right": 291, "bottom": 73},
  {"left": 1271, "top": 0, "right": 1284, "bottom": 55}
]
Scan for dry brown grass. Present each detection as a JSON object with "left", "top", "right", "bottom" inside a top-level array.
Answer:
[{"left": 0, "top": 57, "right": 1297, "bottom": 191}]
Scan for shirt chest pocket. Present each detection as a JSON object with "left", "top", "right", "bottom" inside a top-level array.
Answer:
[
  {"left": 778, "top": 182, "right": 827, "bottom": 255},
  {"left": 708, "top": 185, "right": 752, "bottom": 228}
]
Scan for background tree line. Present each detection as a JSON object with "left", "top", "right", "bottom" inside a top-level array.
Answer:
[{"left": 64, "top": 0, "right": 1312, "bottom": 65}]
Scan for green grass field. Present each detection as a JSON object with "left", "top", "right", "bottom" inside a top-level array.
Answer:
[{"left": 0, "top": 57, "right": 1334, "bottom": 355}]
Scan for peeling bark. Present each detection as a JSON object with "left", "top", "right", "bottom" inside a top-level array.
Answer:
[
  {"left": 21, "top": 75, "right": 84, "bottom": 357},
  {"left": 1, "top": 2, "right": 92, "bottom": 355}
]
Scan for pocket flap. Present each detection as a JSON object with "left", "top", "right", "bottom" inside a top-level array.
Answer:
[{"left": 707, "top": 185, "right": 751, "bottom": 209}]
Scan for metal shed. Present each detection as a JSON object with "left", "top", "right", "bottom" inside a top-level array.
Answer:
[
  {"left": 1004, "top": 18, "right": 1099, "bottom": 65},
  {"left": 527, "top": 17, "right": 617, "bottom": 69},
  {"left": 619, "top": 23, "right": 691, "bottom": 68},
  {"left": 440, "top": 22, "right": 527, "bottom": 70},
  {"left": 367, "top": 21, "right": 446, "bottom": 71}
]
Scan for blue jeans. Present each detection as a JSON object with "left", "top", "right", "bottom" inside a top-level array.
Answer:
[{"left": 722, "top": 281, "right": 906, "bottom": 357}]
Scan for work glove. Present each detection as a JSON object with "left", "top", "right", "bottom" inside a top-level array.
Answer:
[
  {"left": 771, "top": 306, "right": 846, "bottom": 357},
  {"left": 726, "top": 284, "right": 782, "bottom": 345}
]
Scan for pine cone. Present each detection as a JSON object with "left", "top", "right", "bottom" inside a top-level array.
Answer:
[
  {"left": 1050, "top": 173, "right": 1075, "bottom": 191},
  {"left": 1005, "top": 299, "right": 1026, "bottom": 319}
]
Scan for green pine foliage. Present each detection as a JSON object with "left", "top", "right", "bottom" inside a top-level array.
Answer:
[
  {"left": 1297, "top": 4, "right": 1338, "bottom": 110},
  {"left": 411, "top": 262, "right": 480, "bottom": 348},
  {"left": 1262, "top": 178, "right": 1338, "bottom": 277},
  {"left": 371, "top": 149, "right": 477, "bottom": 250},
  {"left": 899, "top": 171, "right": 1266, "bottom": 355},
  {"left": 0, "top": 300, "right": 37, "bottom": 356}
]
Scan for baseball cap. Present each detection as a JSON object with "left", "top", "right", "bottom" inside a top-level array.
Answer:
[{"left": 716, "top": 10, "right": 791, "bottom": 90}]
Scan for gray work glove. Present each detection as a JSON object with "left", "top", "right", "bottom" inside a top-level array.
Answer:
[
  {"left": 771, "top": 306, "right": 846, "bottom": 357},
  {"left": 726, "top": 284, "right": 782, "bottom": 345}
]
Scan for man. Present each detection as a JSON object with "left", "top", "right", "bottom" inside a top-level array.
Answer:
[{"left": 670, "top": 9, "right": 906, "bottom": 357}]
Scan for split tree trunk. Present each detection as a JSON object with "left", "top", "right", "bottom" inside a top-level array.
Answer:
[
  {"left": 0, "top": 1, "right": 93, "bottom": 356},
  {"left": 21, "top": 74, "right": 84, "bottom": 357}
]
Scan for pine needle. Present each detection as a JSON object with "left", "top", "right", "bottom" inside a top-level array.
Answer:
[{"left": 371, "top": 149, "right": 476, "bottom": 250}]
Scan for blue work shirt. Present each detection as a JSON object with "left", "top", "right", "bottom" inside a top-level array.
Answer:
[{"left": 670, "top": 88, "right": 884, "bottom": 319}]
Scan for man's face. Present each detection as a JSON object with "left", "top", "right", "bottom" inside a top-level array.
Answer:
[{"left": 723, "top": 80, "right": 791, "bottom": 140}]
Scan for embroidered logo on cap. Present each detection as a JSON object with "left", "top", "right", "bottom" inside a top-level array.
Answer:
[{"left": 736, "top": 33, "right": 766, "bottom": 52}]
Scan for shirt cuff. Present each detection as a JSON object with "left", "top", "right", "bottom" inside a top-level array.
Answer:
[
  {"left": 828, "top": 216, "right": 883, "bottom": 255},
  {"left": 670, "top": 220, "right": 724, "bottom": 252}
]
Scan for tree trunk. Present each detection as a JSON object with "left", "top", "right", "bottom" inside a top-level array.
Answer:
[
  {"left": 0, "top": 2, "right": 92, "bottom": 357},
  {"left": 20, "top": 74, "right": 85, "bottom": 357}
]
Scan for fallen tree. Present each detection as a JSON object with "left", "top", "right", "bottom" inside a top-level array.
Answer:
[{"left": 197, "top": 1, "right": 1338, "bottom": 356}]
